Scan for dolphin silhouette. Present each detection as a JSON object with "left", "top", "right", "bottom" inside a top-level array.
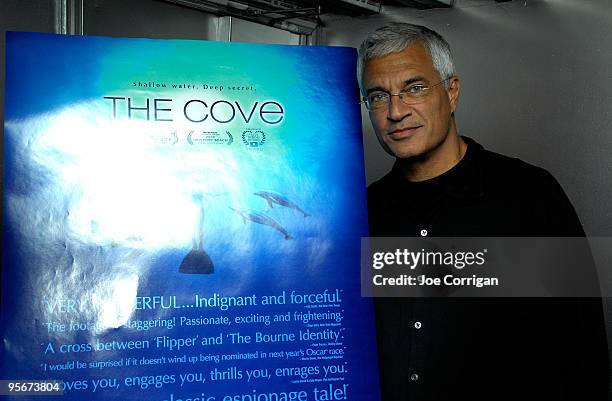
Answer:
[
  {"left": 254, "top": 191, "right": 310, "bottom": 218},
  {"left": 230, "top": 207, "right": 293, "bottom": 240},
  {"left": 180, "top": 197, "right": 214, "bottom": 274}
]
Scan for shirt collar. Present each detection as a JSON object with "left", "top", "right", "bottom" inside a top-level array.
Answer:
[{"left": 388, "top": 135, "right": 485, "bottom": 200}]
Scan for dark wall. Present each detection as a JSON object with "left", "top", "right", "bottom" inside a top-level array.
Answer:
[{"left": 83, "top": 0, "right": 216, "bottom": 39}]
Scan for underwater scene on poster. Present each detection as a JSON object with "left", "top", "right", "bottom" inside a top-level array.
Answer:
[{"left": 1, "top": 32, "right": 379, "bottom": 401}]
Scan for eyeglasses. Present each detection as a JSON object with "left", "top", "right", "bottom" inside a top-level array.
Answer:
[{"left": 361, "top": 77, "right": 451, "bottom": 111}]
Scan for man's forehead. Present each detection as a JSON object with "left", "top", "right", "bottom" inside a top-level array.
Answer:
[{"left": 363, "top": 44, "right": 438, "bottom": 85}]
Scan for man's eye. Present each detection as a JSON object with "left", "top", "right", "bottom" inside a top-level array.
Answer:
[
  {"left": 369, "top": 93, "right": 388, "bottom": 103},
  {"left": 405, "top": 85, "right": 427, "bottom": 94}
]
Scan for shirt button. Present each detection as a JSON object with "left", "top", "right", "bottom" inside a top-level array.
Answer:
[
  {"left": 420, "top": 229, "right": 428, "bottom": 237},
  {"left": 414, "top": 321, "right": 422, "bottom": 329},
  {"left": 410, "top": 373, "right": 419, "bottom": 382}
]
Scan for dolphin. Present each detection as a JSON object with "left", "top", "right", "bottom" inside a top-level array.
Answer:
[
  {"left": 230, "top": 207, "right": 293, "bottom": 240},
  {"left": 254, "top": 191, "right": 310, "bottom": 218},
  {"left": 180, "top": 196, "right": 214, "bottom": 274}
]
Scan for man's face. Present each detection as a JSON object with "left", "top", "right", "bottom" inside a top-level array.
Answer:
[{"left": 362, "top": 43, "right": 459, "bottom": 159}]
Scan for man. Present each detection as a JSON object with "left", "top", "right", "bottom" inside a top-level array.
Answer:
[{"left": 359, "top": 23, "right": 609, "bottom": 400}]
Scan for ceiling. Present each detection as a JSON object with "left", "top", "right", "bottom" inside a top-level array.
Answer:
[{"left": 159, "top": 0, "right": 510, "bottom": 35}]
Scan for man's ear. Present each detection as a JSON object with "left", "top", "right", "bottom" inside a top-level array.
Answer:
[{"left": 447, "top": 76, "right": 460, "bottom": 113}]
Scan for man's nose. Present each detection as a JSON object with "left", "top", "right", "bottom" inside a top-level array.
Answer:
[{"left": 387, "top": 95, "right": 411, "bottom": 121}]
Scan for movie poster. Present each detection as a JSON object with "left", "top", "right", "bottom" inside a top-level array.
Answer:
[{"left": 1, "top": 32, "right": 379, "bottom": 401}]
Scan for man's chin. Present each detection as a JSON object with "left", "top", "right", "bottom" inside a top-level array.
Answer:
[
  {"left": 382, "top": 134, "right": 427, "bottom": 159},
  {"left": 385, "top": 145, "right": 424, "bottom": 160}
]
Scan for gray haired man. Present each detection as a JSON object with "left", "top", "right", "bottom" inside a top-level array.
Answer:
[{"left": 360, "top": 23, "right": 609, "bottom": 401}]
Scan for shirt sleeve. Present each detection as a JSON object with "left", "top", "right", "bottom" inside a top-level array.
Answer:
[{"left": 540, "top": 171, "right": 610, "bottom": 399}]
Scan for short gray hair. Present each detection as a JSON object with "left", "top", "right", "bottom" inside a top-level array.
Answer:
[{"left": 358, "top": 22, "right": 456, "bottom": 95}]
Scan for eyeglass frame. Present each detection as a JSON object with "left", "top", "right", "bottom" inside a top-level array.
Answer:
[{"left": 360, "top": 77, "right": 452, "bottom": 111}]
